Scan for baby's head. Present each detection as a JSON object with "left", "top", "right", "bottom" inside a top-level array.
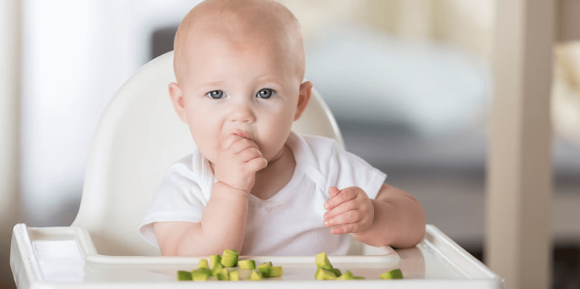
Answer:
[{"left": 169, "top": 0, "right": 312, "bottom": 165}]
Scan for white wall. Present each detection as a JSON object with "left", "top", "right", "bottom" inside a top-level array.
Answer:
[
  {"left": 0, "top": 1, "right": 22, "bottom": 286},
  {"left": 20, "top": 0, "right": 200, "bottom": 225},
  {"left": 0, "top": 0, "right": 21, "bottom": 218}
]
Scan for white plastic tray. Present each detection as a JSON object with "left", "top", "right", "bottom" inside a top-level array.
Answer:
[{"left": 10, "top": 224, "right": 505, "bottom": 288}]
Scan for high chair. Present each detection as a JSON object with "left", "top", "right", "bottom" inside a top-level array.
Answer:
[{"left": 11, "top": 51, "right": 504, "bottom": 288}]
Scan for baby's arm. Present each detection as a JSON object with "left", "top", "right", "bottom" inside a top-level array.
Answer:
[
  {"left": 153, "top": 183, "right": 249, "bottom": 256},
  {"left": 153, "top": 135, "right": 267, "bottom": 256},
  {"left": 323, "top": 184, "right": 426, "bottom": 248}
]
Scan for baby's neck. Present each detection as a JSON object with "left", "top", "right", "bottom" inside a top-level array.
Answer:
[{"left": 250, "top": 144, "right": 296, "bottom": 201}]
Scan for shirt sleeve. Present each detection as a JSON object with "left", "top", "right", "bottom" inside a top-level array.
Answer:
[
  {"left": 325, "top": 141, "right": 387, "bottom": 200},
  {"left": 138, "top": 167, "right": 206, "bottom": 248}
]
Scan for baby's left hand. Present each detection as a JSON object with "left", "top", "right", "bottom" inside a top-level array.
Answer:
[{"left": 323, "top": 186, "right": 375, "bottom": 234}]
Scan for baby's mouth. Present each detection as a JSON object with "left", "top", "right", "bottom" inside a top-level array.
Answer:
[{"left": 231, "top": 130, "right": 252, "bottom": 140}]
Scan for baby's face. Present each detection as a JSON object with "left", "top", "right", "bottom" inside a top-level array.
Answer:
[{"left": 171, "top": 33, "right": 309, "bottom": 164}]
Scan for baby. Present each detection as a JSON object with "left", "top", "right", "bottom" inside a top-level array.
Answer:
[{"left": 139, "top": 0, "right": 426, "bottom": 256}]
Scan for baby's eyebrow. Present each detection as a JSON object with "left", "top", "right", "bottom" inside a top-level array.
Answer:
[
  {"left": 197, "top": 78, "right": 286, "bottom": 91},
  {"left": 256, "top": 76, "right": 286, "bottom": 89},
  {"left": 202, "top": 80, "right": 225, "bottom": 87},
  {"left": 196, "top": 81, "right": 226, "bottom": 92}
]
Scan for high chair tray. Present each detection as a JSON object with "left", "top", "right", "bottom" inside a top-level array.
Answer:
[{"left": 10, "top": 224, "right": 504, "bottom": 288}]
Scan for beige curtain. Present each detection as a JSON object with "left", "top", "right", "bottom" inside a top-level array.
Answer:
[
  {"left": 278, "top": 0, "right": 495, "bottom": 60},
  {"left": 553, "top": 44, "right": 580, "bottom": 144},
  {"left": 279, "top": 0, "right": 580, "bottom": 145}
]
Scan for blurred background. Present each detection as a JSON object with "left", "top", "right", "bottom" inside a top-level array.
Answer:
[{"left": 1, "top": 0, "right": 579, "bottom": 288}]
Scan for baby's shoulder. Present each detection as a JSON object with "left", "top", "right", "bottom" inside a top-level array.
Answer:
[
  {"left": 296, "top": 133, "right": 341, "bottom": 174},
  {"left": 300, "top": 134, "right": 339, "bottom": 155},
  {"left": 163, "top": 153, "right": 198, "bottom": 183}
]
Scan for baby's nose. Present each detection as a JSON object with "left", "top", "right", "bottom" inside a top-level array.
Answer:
[{"left": 230, "top": 102, "right": 256, "bottom": 123}]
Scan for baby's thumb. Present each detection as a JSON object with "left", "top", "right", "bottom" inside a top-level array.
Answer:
[{"left": 328, "top": 186, "right": 340, "bottom": 198}]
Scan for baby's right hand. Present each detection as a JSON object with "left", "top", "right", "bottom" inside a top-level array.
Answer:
[{"left": 214, "top": 135, "right": 268, "bottom": 193}]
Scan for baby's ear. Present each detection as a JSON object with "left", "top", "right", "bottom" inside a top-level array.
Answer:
[
  {"left": 294, "top": 81, "right": 313, "bottom": 121},
  {"left": 168, "top": 82, "right": 188, "bottom": 123}
]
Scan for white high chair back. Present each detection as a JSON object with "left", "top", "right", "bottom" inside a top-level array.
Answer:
[{"left": 71, "top": 51, "right": 353, "bottom": 256}]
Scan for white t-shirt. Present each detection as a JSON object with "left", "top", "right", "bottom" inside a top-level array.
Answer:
[{"left": 138, "top": 131, "right": 386, "bottom": 256}]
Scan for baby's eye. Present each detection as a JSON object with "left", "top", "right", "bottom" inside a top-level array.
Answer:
[
  {"left": 207, "top": 90, "right": 226, "bottom": 99},
  {"left": 256, "top": 88, "right": 276, "bottom": 99}
]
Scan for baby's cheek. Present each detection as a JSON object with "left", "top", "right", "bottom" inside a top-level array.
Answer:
[
  {"left": 190, "top": 131, "right": 218, "bottom": 161},
  {"left": 206, "top": 149, "right": 218, "bottom": 164},
  {"left": 261, "top": 135, "right": 288, "bottom": 161}
]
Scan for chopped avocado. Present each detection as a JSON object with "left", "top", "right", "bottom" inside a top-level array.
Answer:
[
  {"left": 192, "top": 269, "right": 210, "bottom": 281},
  {"left": 211, "top": 262, "right": 224, "bottom": 277},
  {"left": 197, "top": 259, "right": 209, "bottom": 270},
  {"left": 315, "top": 268, "right": 337, "bottom": 280},
  {"left": 258, "top": 261, "right": 273, "bottom": 268},
  {"left": 258, "top": 266, "right": 270, "bottom": 278},
  {"left": 230, "top": 270, "right": 240, "bottom": 281},
  {"left": 336, "top": 270, "right": 354, "bottom": 280},
  {"left": 210, "top": 254, "right": 222, "bottom": 269},
  {"left": 268, "top": 266, "right": 283, "bottom": 277},
  {"left": 249, "top": 270, "right": 263, "bottom": 280},
  {"left": 221, "top": 249, "right": 239, "bottom": 267},
  {"left": 192, "top": 275, "right": 209, "bottom": 281},
  {"left": 331, "top": 268, "right": 342, "bottom": 277},
  {"left": 257, "top": 262, "right": 273, "bottom": 278},
  {"left": 353, "top": 276, "right": 365, "bottom": 279},
  {"left": 216, "top": 268, "right": 230, "bottom": 280},
  {"left": 193, "top": 268, "right": 210, "bottom": 275},
  {"left": 380, "top": 269, "right": 403, "bottom": 280},
  {"left": 238, "top": 259, "right": 256, "bottom": 270},
  {"left": 315, "top": 252, "right": 333, "bottom": 270},
  {"left": 177, "top": 270, "right": 192, "bottom": 281}
]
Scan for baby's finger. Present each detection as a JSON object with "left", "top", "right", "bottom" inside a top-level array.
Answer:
[
  {"left": 239, "top": 147, "right": 263, "bottom": 162},
  {"left": 323, "top": 199, "right": 358, "bottom": 220},
  {"left": 328, "top": 186, "right": 340, "bottom": 199},
  {"left": 221, "top": 134, "right": 244, "bottom": 150},
  {"left": 230, "top": 137, "right": 259, "bottom": 154},
  {"left": 324, "top": 187, "right": 359, "bottom": 210},
  {"left": 246, "top": 156, "right": 268, "bottom": 172},
  {"left": 323, "top": 210, "right": 363, "bottom": 227},
  {"left": 330, "top": 223, "right": 363, "bottom": 235}
]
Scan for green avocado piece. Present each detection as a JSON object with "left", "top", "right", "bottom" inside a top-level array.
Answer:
[
  {"left": 210, "top": 254, "right": 222, "bottom": 269},
  {"left": 257, "top": 262, "right": 273, "bottom": 277},
  {"left": 249, "top": 270, "right": 263, "bottom": 280},
  {"left": 257, "top": 261, "right": 272, "bottom": 268},
  {"left": 380, "top": 269, "right": 403, "bottom": 280},
  {"left": 197, "top": 259, "right": 209, "bottom": 270},
  {"left": 216, "top": 268, "right": 230, "bottom": 280},
  {"left": 221, "top": 249, "right": 239, "bottom": 267},
  {"left": 230, "top": 270, "right": 240, "bottom": 281},
  {"left": 238, "top": 260, "right": 256, "bottom": 270},
  {"left": 268, "top": 266, "right": 283, "bottom": 277},
  {"left": 177, "top": 270, "right": 192, "bottom": 281},
  {"left": 331, "top": 268, "right": 342, "bottom": 277},
  {"left": 192, "top": 274, "right": 209, "bottom": 281},
  {"left": 258, "top": 266, "right": 270, "bottom": 278},
  {"left": 192, "top": 269, "right": 210, "bottom": 281},
  {"left": 353, "top": 276, "right": 365, "bottom": 279},
  {"left": 315, "top": 268, "right": 337, "bottom": 280},
  {"left": 211, "top": 262, "right": 224, "bottom": 277},
  {"left": 193, "top": 268, "right": 210, "bottom": 275},
  {"left": 336, "top": 270, "right": 354, "bottom": 280},
  {"left": 315, "top": 252, "right": 333, "bottom": 270}
]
